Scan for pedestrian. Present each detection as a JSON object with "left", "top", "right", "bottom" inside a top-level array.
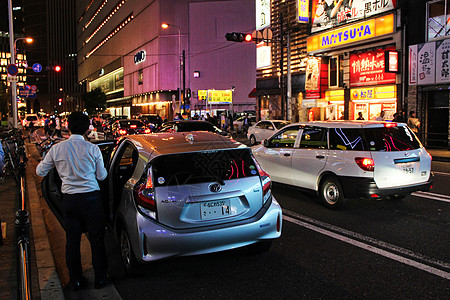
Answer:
[
  {"left": 87, "top": 118, "right": 98, "bottom": 140},
  {"left": 376, "top": 110, "right": 385, "bottom": 121},
  {"left": 242, "top": 113, "right": 250, "bottom": 134},
  {"left": 51, "top": 115, "right": 62, "bottom": 138},
  {"left": 356, "top": 112, "right": 364, "bottom": 120},
  {"left": 407, "top": 111, "right": 420, "bottom": 134},
  {"left": 44, "top": 116, "right": 50, "bottom": 136},
  {"left": 36, "top": 111, "right": 109, "bottom": 290},
  {"left": 393, "top": 109, "right": 407, "bottom": 122}
]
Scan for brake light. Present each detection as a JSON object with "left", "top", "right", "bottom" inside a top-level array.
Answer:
[
  {"left": 384, "top": 122, "right": 397, "bottom": 128},
  {"left": 118, "top": 129, "right": 127, "bottom": 135},
  {"left": 133, "top": 169, "right": 157, "bottom": 219},
  {"left": 130, "top": 125, "right": 137, "bottom": 129},
  {"left": 355, "top": 157, "right": 375, "bottom": 171},
  {"left": 144, "top": 128, "right": 151, "bottom": 134},
  {"left": 252, "top": 155, "right": 272, "bottom": 203}
]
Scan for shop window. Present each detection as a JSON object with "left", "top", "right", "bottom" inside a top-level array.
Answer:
[
  {"left": 138, "top": 69, "right": 143, "bottom": 85},
  {"left": 427, "top": 0, "right": 450, "bottom": 40},
  {"left": 328, "top": 55, "right": 344, "bottom": 88}
]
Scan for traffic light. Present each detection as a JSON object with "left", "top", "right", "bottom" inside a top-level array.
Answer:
[
  {"left": 186, "top": 88, "right": 191, "bottom": 99},
  {"left": 225, "top": 32, "right": 252, "bottom": 43},
  {"left": 54, "top": 65, "right": 61, "bottom": 72},
  {"left": 58, "top": 98, "right": 62, "bottom": 105}
]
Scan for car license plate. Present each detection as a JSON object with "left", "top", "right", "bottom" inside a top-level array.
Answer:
[
  {"left": 201, "top": 199, "right": 231, "bottom": 220},
  {"left": 399, "top": 163, "right": 415, "bottom": 175}
]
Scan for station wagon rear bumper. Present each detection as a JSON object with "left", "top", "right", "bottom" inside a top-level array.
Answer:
[{"left": 338, "top": 173, "right": 434, "bottom": 199}]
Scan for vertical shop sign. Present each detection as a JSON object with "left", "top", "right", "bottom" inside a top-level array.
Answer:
[
  {"left": 256, "top": 0, "right": 271, "bottom": 31},
  {"left": 409, "top": 45, "right": 418, "bottom": 85},
  {"left": 305, "top": 57, "right": 321, "bottom": 92},
  {"left": 297, "top": 0, "right": 309, "bottom": 23},
  {"left": 436, "top": 39, "right": 450, "bottom": 84},
  {"left": 417, "top": 41, "right": 436, "bottom": 85}
]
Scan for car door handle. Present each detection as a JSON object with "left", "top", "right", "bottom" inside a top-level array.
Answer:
[
  {"left": 284, "top": 153, "right": 291, "bottom": 157},
  {"left": 316, "top": 155, "right": 325, "bottom": 159}
]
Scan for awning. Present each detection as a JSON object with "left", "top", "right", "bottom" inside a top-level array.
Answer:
[{"left": 248, "top": 88, "right": 257, "bottom": 98}]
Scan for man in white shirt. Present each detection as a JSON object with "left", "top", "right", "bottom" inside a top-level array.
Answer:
[{"left": 36, "top": 111, "right": 109, "bottom": 290}]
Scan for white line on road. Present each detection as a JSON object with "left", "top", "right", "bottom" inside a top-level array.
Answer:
[
  {"left": 283, "top": 212, "right": 450, "bottom": 280},
  {"left": 412, "top": 191, "right": 450, "bottom": 203},
  {"left": 432, "top": 171, "right": 450, "bottom": 177}
]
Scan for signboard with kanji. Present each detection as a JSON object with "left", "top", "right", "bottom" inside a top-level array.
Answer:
[
  {"left": 350, "top": 47, "right": 396, "bottom": 87},
  {"left": 436, "top": 39, "right": 450, "bottom": 84}
]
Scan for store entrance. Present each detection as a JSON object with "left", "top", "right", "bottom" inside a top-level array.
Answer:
[{"left": 427, "top": 90, "right": 449, "bottom": 148}]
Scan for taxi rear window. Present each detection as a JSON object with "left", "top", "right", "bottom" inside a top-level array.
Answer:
[{"left": 329, "top": 125, "right": 421, "bottom": 151}]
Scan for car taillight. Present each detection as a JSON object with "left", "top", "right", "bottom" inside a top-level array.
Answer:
[
  {"left": 252, "top": 155, "right": 272, "bottom": 203},
  {"left": 130, "top": 125, "right": 137, "bottom": 129},
  {"left": 133, "top": 168, "right": 157, "bottom": 219},
  {"left": 355, "top": 157, "right": 374, "bottom": 172},
  {"left": 118, "top": 129, "right": 127, "bottom": 135},
  {"left": 144, "top": 128, "right": 151, "bottom": 133},
  {"left": 384, "top": 122, "right": 397, "bottom": 128}
]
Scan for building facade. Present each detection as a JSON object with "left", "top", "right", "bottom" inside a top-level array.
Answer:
[{"left": 76, "top": 0, "right": 256, "bottom": 120}]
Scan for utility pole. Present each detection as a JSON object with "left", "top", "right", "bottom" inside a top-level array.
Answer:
[
  {"left": 7, "top": 0, "right": 17, "bottom": 128},
  {"left": 182, "top": 50, "right": 186, "bottom": 114},
  {"left": 279, "top": 12, "right": 285, "bottom": 120}
]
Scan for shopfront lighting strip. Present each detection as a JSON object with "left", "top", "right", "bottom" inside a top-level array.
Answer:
[
  {"left": 85, "top": 0, "right": 127, "bottom": 44},
  {"left": 133, "top": 101, "right": 171, "bottom": 107},
  {"left": 84, "top": 0, "right": 109, "bottom": 30},
  {"left": 85, "top": 14, "right": 134, "bottom": 58}
]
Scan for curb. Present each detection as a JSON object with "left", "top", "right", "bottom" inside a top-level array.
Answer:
[{"left": 26, "top": 144, "right": 65, "bottom": 299}]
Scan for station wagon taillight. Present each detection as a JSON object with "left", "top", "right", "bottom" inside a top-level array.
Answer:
[
  {"left": 355, "top": 157, "right": 375, "bottom": 172},
  {"left": 144, "top": 128, "right": 151, "bottom": 133},
  {"left": 134, "top": 168, "right": 157, "bottom": 219},
  {"left": 118, "top": 129, "right": 127, "bottom": 135}
]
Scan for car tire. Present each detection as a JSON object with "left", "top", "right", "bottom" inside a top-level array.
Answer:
[
  {"left": 320, "top": 176, "right": 346, "bottom": 209},
  {"left": 246, "top": 240, "right": 272, "bottom": 254},
  {"left": 119, "top": 228, "right": 139, "bottom": 274},
  {"left": 249, "top": 134, "right": 257, "bottom": 146}
]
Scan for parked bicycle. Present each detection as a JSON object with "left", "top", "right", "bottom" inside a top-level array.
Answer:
[{"left": 0, "top": 128, "right": 27, "bottom": 185}]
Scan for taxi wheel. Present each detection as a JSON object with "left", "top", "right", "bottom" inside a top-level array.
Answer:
[
  {"left": 249, "top": 135, "right": 256, "bottom": 146},
  {"left": 120, "top": 228, "right": 138, "bottom": 273},
  {"left": 320, "top": 176, "right": 346, "bottom": 210}
]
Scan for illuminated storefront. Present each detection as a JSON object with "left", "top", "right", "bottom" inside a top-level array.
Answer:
[{"left": 306, "top": 0, "right": 401, "bottom": 121}]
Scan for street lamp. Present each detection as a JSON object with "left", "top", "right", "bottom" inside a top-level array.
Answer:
[{"left": 161, "top": 23, "right": 183, "bottom": 114}]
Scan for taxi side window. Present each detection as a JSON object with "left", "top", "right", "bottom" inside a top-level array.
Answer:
[
  {"left": 299, "top": 127, "right": 327, "bottom": 149},
  {"left": 268, "top": 126, "right": 301, "bottom": 148}
]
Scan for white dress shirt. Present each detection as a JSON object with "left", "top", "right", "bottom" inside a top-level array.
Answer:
[{"left": 36, "top": 134, "right": 108, "bottom": 194}]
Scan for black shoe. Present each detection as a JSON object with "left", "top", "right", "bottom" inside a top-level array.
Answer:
[
  {"left": 71, "top": 277, "right": 87, "bottom": 291},
  {"left": 95, "top": 278, "right": 111, "bottom": 289}
]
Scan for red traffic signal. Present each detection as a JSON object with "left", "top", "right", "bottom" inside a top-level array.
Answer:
[
  {"left": 54, "top": 65, "right": 61, "bottom": 72},
  {"left": 225, "top": 32, "right": 253, "bottom": 43},
  {"left": 244, "top": 34, "right": 252, "bottom": 42}
]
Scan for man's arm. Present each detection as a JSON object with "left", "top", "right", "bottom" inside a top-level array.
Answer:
[
  {"left": 94, "top": 147, "right": 108, "bottom": 181},
  {"left": 36, "top": 148, "right": 55, "bottom": 177}
]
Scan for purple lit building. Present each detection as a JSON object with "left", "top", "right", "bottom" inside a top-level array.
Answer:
[{"left": 76, "top": 0, "right": 256, "bottom": 119}]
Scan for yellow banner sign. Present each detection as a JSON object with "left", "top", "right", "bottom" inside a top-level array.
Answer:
[
  {"left": 351, "top": 85, "right": 397, "bottom": 100},
  {"left": 198, "top": 90, "right": 232, "bottom": 104},
  {"left": 307, "top": 14, "right": 394, "bottom": 52}
]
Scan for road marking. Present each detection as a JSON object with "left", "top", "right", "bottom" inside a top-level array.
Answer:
[
  {"left": 412, "top": 191, "right": 450, "bottom": 203},
  {"left": 283, "top": 210, "right": 450, "bottom": 280}
]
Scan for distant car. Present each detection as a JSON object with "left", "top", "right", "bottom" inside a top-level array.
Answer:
[
  {"left": 41, "top": 132, "right": 282, "bottom": 273},
  {"left": 233, "top": 115, "right": 257, "bottom": 133},
  {"left": 102, "top": 116, "right": 128, "bottom": 133},
  {"left": 252, "top": 121, "right": 433, "bottom": 209},
  {"left": 22, "top": 114, "right": 40, "bottom": 128},
  {"left": 247, "top": 120, "right": 291, "bottom": 145},
  {"left": 138, "top": 114, "right": 162, "bottom": 131},
  {"left": 156, "top": 120, "right": 230, "bottom": 137},
  {"left": 109, "top": 119, "right": 151, "bottom": 138}
]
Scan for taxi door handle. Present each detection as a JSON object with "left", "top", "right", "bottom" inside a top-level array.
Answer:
[
  {"left": 284, "top": 153, "right": 291, "bottom": 157},
  {"left": 316, "top": 155, "right": 325, "bottom": 159}
]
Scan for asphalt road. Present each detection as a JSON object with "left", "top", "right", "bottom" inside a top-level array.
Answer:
[{"left": 97, "top": 162, "right": 449, "bottom": 299}]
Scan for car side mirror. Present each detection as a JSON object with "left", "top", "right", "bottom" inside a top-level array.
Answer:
[{"left": 263, "top": 139, "right": 269, "bottom": 147}]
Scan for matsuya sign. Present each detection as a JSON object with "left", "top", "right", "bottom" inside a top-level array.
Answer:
[{"left": 307, "top": 14, "right": 394, "bottom": 52}]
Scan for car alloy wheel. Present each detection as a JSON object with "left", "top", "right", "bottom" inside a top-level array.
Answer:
[
  {"left": 120, "top": 228, "right": 137, "bottom": 273},
  {"left": 320, "top": 177, "right": 346, "bottom": 209}
]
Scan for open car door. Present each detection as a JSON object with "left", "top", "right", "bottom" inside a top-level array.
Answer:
[{"left": 40, "top": 139, "right": 117, "bottom": 229}]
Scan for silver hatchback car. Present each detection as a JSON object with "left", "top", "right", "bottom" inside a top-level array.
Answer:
[{"left": 42, "top": 132, "right": 282, "bottom": 272}]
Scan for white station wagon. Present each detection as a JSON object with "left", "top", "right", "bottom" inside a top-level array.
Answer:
[{"left": 252, "top": 121, "right": 433, "bottom": 209}]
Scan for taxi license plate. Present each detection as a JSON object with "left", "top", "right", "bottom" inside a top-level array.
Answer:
[
  {"left": 201, "top": 199, "right": 231, "bottom": 220},
  {"left": 399, "top": 163, "right": 415, "bottom": 175}
]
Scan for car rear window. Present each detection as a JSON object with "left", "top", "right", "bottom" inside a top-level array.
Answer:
[
  {"left": 329, "top": 125, "right": 421, "bottom": 151},
  {"left": 151, "top": 149, "right": 258, "bottom": 186},
  {"left": 119, "top": 120, "right": 144, "bottom": 127},
  {"left": 177, "top": 122, "right": 214, "bottom": 132},
  {"left": 26, "top": 116, "right": 37, "bottom": 121}
]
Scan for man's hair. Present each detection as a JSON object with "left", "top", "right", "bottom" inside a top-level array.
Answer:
[{"left": 68, "top": 111, "right": 89, "bottom": 134}]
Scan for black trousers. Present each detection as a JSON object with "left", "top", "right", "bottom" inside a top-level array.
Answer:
[{"left": 62, "top": 191, "right": 107, "bottom": 283}]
